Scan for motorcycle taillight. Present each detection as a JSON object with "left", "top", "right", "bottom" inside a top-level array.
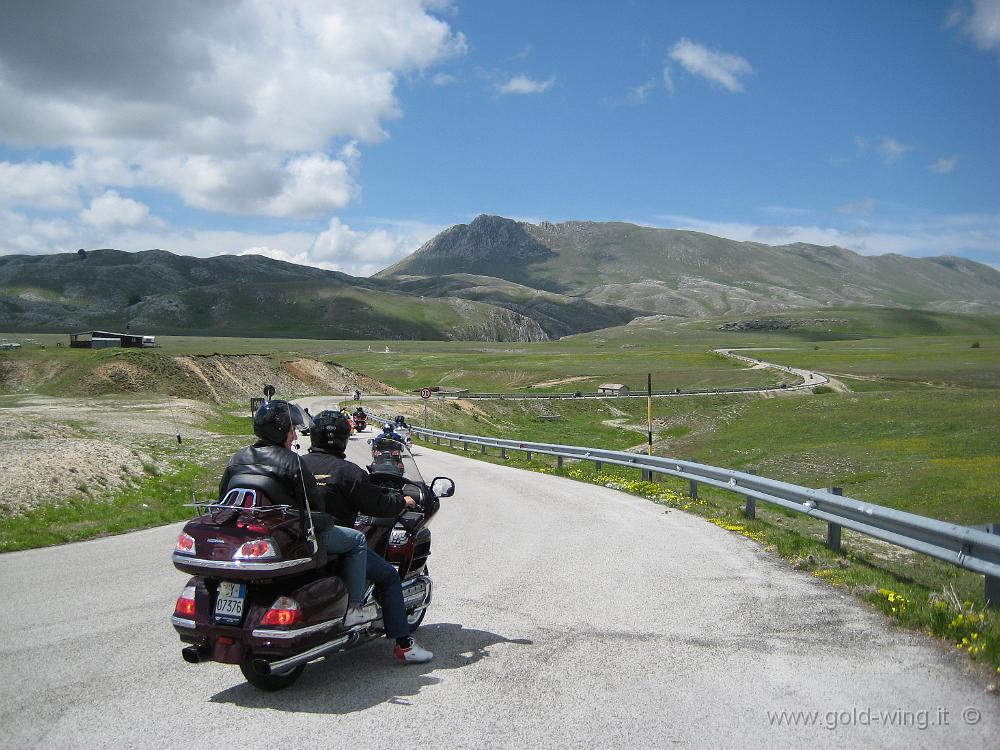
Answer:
[
  {"left": 174, "top": 585, "right": 196, "bottom": 617},
  {"left": 260, "top": 596, "right": 301, "bottom": 626},
  {"left": 175, "top": 532, "right": 196, "bottom": 555}
]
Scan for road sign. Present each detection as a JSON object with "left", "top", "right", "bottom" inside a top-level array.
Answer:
[{"left": 420, "top": 387, "right": 432, "bottom": 400}]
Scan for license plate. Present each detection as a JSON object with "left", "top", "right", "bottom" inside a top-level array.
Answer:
[{"left": 214, "top": 581, "right": 246, "bottom": 625}]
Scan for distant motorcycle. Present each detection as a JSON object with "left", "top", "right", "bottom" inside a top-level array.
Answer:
[
  {"left": 171, "top": 436, "right": 454, "bottom": 691},
  {"left": 352, "top": 411, "right": 367, "bottom": 432}
]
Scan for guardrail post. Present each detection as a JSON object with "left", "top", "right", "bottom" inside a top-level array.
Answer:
[
  {"left": 500, "top": 447, "right": 507, "bottom": 460},
  {"left": 985, "top": 524, "right": 1000, "bottom": 609},
  {"left": 827, "top": 487, "right": 843, "bottom": 552},
  {"left": 641, "top": 469, "right": 652, "bottom": 481},
  {"left": 435, "top": 436, "right": 440, "bottom": 445},
  {"left": 448, "top": 438, "right": 454, "bottom": 448},
  {"left": 481, "top": 444, "right": 486, "bottom": 455},
  {"left": 594, "top": 460, "right": 602, "bottom": 473},
  {"left": 557, "top": 455, "right": 563, "bottom": 469},
  {"left": 525, "top": 451, "right": 532, "bottom": 461},
  {"left": 689, "top": 480, "right": 698, "bottom": 499},
  {"left": 463, "top": 440, "right": 468, "bottom": 451},
  {"left": 744, "top": 470, "right": 757, "bottom": 519}
]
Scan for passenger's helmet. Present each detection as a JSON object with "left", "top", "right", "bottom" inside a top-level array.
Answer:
[
  {"left": 310, "top": 410, "right": 352, "bottom": 453},
  {"left": 253, "top": 400, "right": 311, "bottom": 446},
  {"left": 394, "top": 415, "right": 406, "bottom": 425}
]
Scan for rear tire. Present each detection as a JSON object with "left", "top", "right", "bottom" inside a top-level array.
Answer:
[{"left": 240, "top": 658, "right": 305, "bottom": 691}]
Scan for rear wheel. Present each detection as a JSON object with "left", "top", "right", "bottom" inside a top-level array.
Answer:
[{"left": 240, "top": 657, "right": 305, "bottom": 691}]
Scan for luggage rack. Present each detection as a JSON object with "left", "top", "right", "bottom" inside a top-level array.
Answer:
[{"left": 186, "top": 488, "right": 296, "bottom": 516}]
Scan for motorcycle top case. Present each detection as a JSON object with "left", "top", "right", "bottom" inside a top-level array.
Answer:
[{"left": 173, "top": 506, "right": 319, "bottom": 581}]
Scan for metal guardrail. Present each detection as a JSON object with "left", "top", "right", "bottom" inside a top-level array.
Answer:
[{"left": 370, "top": 413, "right": 1000, "bottom": 606}]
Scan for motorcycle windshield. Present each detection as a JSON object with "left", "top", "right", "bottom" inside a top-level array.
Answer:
[{"left": 370, "top": 439, "right": 423, "bottom": 483}]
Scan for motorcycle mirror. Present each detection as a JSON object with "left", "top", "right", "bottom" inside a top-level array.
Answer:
[
  {"left": 431, "top": 477, "right": 455, "bottom": 498},
  {"left": 263, "top": 384, "right": 275, "bottom": 400}
]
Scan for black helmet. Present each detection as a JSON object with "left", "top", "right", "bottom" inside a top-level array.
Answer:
[
  {"left": 253, "top": 399, "right": 311, "bottom": 446},
  {"left": 310, "top": 410, "right": 352, "bottom": 453},
  {"left": 394, "top": 415, "right": 405, "bottom": 424}
]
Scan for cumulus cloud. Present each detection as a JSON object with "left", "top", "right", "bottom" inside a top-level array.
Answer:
[
  {"left": 930, "top": 155, "right": 959, "bottom": 173},
  {"left": 947, "top": 0, "right": 1000, "bottom": 52},
  {"left": 305, "top": 217, "right": 441, "bottom": 275},
  {"left": 667, "top": 38, "right": 753, "bottom": 92},
  {"left": 80, "top": 191, "right": 152, "bottom": 230},
  {"left": 0, "top": 0, "right": 465, "bottom": 221},
  {"left": 498, "top": 75, "right": 556, "bottom": 95}
]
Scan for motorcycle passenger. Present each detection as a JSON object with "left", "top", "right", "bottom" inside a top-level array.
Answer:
[
  {"left": 220, "top": 399, "right": 370, "bottom": 628},
  {"left": 301, "top": 411, "right": 434, "bottom": 664}
]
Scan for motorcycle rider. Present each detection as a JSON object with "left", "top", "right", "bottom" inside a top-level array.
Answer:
[
  {"left": 220, "top": 399, "right": 370, "bottom": 627},
  {"left": 301, "top": 410, "right": 434, "bottom": 664}
]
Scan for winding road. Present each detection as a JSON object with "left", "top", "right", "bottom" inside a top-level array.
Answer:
[{"left": 0, "top": 427, "right": 995, "bottom": 747}]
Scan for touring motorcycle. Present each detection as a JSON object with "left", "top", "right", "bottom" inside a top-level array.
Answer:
[{"left": 170, "top": 435, "right": 454, "bottom": 691}]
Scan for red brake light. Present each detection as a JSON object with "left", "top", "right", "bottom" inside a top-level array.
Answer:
[
  {"left": 174, "top": 585, "right": 197, "bottom": 617},
  {"left": 260, "top": 596, "right": 301, "bottom": 627},
  {"left": 233, "top": 538, "right": 278, "bottom": 560},
  {"left": 175, "top": 532, "right": 196, "bottom": 555}
]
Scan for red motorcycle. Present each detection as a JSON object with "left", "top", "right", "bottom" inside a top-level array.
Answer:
[
  {"left": 352, "top": 411, "right": 367, "bottom": 432},
  {"left": 170, "top": 443, "right": 454, "bottom": 691}
]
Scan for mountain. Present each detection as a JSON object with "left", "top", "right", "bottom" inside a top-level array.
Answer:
[
  {"left": 378, "top": 215, "right": 1000, "bottom": 317},
  {"left": 0, "top": 249, "right": 546, "bottom": 341}
]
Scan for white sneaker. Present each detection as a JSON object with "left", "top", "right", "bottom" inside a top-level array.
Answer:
[
  {"left": 394, "top": 640, "right": 433, "bottom": 664},
  {"left": 343, "top": 604, "right": 368, "bottom": 627}
]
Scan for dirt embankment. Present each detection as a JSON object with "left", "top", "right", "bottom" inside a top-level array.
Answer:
[{"left": 1, "top": 352, "right": 402, "bottom": 404}]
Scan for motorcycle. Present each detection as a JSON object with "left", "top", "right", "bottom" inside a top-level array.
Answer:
[
  {"left": 170, "top": 438, "right": 454, "bottom": 691},
  {"left": 352, "top": 412, "right": 367, "bottom": 432}
]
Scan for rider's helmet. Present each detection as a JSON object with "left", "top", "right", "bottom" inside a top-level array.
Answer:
[
  {"left": 382, "top": 422, "right": 394, "bottom": 435},
  {"left": 253, "top": 400, "right": 311, "bottom": 446},
  {"left": 394, "top": 415, "right": 406, "bottom": 425},
  {"left": 309, "top": 410, "right": 352, "bottom": 453}
]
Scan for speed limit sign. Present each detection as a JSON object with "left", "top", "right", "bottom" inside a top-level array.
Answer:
[{"left": 419, "top": 387, "right": 432, "bottom": 400}]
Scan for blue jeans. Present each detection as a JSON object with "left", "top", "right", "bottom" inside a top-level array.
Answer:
[
  {"left": 366, "top": 549, "right": 408, "bottom": 639},
  {"left": 319, "top": 526, "right": 366, "bottom": 604}
]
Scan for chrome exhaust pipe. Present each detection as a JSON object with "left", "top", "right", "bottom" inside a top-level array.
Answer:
[{"left": 252, "top": 633, "right": 352, "bottom": 676}]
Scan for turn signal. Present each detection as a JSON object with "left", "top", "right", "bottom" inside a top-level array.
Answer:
[
  {"left": 175, "top": 532, "right": 196, "bottom": 555},
  {"left": 174, "top": 585, "right": 197, "bottom": 617},
  {"left": 260, "top": 596, "right": 301, "bottom": 626}
]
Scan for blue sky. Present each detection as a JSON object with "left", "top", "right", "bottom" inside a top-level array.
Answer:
[{"left": 1, "top": 0, "right": 998, "bottom": 275}]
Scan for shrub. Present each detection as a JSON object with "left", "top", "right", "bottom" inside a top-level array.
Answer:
[
  {"left": 812, "top": 385, "right": 834, "bottom": 394},
  {"left": 971, "top": 341, "right": 980, "bottom": 348}
]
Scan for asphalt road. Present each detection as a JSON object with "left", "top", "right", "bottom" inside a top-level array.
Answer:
[{"left": 0, "top": 434, "right": 996, "bottom": 748}]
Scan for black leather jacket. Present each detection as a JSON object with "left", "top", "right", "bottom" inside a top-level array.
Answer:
[
  {"left": 219, "top": 441, "right": 325, "bottom": 512},
  {"left": 301, "top": 448, "right": 405, "bottom": 527}
]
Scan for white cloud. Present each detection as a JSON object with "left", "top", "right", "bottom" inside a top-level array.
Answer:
[
  {"left": 662, "top": 66, "right": 675, "bottom": 95},
  {"left": 627, "top": 77, "right": 659, "bottom": 104},
  {"left": 667, "top": 38, "right": 753, "bottom": 93},
  {"left": 948, "top": 0, "right": 1000, "bottom": 52},
  {"left": 929, "top": 155, "right": 959, "bottom": 173},
  {"left": 0, "top": 161, "right": 81, "bottom": 211},
  {"left": 498, "top": 75, "right": 556, "bottom": 95},
  {"left": 654, "top": 211, "right": 1000, "bottom": 267},
  {"left": 307, "top": 216, "right": 441, "bottom": 273},
  {"left": 432, "top": 72, "right": 458, "bottom": 86},
  {"left": 79, "top": 190, "right": 152, "bottom": 230},
  {"left": 0, "top": 1, "right": 466, "bottom": 218},
  {"left": 879, "top": 137, "right": 913, "bottom": 163},
  {"left": 836, "top": 198, "right": 877, "bottom": 216}
]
